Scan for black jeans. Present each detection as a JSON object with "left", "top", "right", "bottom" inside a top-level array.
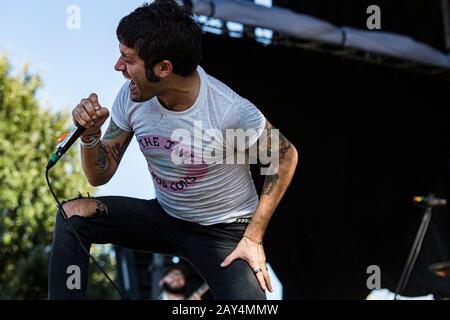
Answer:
[{"left": 48, "top": 196, "right": 266, "bottom": 300}]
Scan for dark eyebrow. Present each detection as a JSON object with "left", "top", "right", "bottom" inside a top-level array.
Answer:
[{"left": 120, "top": 51, "right": 132, "bottom": 60}]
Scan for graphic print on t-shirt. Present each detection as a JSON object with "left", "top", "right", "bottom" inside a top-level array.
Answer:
[{"left": 138, "top": 134, "right": 208, "bottom": 193}]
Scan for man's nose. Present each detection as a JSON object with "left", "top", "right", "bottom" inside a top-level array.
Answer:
[{"left": 114, "top": 57, "right": 126, "bottom": 72}]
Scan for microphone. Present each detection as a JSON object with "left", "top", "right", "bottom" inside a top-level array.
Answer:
[
  {"left": 46, "top": 123, "right": 86, "bottom": 170},
  {"left": 413, "top": 195, "right": 447, "bottom": 208}
]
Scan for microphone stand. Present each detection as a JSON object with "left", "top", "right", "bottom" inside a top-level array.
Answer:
[{"left": 393, "top": 202, "right": 434, "bottom": 300}]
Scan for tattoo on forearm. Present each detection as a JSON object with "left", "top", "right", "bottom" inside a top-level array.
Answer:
[
  {"left": 94, "top": 129, "right": 132, "bottom": 175},
  {"left": 95, "top": 142, "right": 109, "bottom": 174},
  {"left": 103, "top": 119, "right": 123, "bottom": 140},
  {"left": 100, "top": 138, "right": 131, "bottom": 165},
  {"left": 262, "top": 173, "right": 280, "bottom": 196},
  {"left": 101, "top": 141, "right": 120, "bottom": 163},
  {"left": 115, "top": 137, "right": 131, "bottom": 163}
]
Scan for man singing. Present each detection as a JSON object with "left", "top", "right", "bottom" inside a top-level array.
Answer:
[{"left": 48, "top": 0, "right": 298, "bottom": 299}]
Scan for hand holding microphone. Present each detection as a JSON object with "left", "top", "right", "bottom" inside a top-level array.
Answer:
[
  {"left": 47, "top": 93, "right": 109, "bottom": 170},
  {"left": 72, "top": 93, "right": 110, "bottom": 137}
]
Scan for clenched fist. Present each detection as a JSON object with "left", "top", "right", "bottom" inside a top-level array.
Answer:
[{"left": 72, "top": 93, "right": 109, "bottom": 138}]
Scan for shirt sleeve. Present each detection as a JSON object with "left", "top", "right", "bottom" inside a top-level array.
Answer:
[
  {"left": 110, "top": 81, "right": 133, "bottom": 132},
  {"left": 222, "top": 96, "right": 266, "bottom": 151}
]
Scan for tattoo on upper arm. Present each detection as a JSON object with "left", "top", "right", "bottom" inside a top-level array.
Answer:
[
  {"left": 263, "top": 122, "right": 273, "bottom": 158},
  {"left": 259, "top": 120, "right": 293, "bottom": 196},
  {"left": 279, "top": 134, "right": 292, "bottom": 161},
  {"left": 103, "top": 119, "right": 124, "bottom": 140},
  {"left": 259, "top": 121, "right": 293, "bottom": 162}
]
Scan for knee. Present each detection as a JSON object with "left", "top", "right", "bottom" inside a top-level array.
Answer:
[{"left": 60, "top": 198, "right": 108, "bottom": 219}]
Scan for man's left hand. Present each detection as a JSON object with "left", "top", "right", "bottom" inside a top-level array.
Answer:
[{"left": 220, "top": 237, "right": 273, "bottom": 292}]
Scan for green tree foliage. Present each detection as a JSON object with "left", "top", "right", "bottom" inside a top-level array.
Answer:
[{"left": 0, "top": 56, "right": 118, "bottom": 299}]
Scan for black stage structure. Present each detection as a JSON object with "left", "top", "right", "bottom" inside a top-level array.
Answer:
[{"left": 200, "top": 30, "right": 450, "bottom": 299}]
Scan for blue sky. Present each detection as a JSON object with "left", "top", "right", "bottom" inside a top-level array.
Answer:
[
  {"left": 1, "top": 0, "right": 152, "bottom": 199},
  {"left": 1, "top": 0, "right": 281, "bottom": 299}
]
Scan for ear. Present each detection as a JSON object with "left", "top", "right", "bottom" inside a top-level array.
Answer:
[{"left": 155, "top": 60, "right": 173, "bottom": 79}]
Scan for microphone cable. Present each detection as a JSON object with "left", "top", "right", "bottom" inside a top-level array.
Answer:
[{"left": 45, "top": 167, "right": 128, "bottom": 300}]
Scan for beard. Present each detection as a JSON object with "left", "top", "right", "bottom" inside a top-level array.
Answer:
[
  {"left": 127, "top": 70, "right": 159, "bottom": 102},
  {"left": 162, "top": 282, "right": 185, "bottom": 294},
  {"left": 129, "top": 80, "right": 156, "bottom": 102}
]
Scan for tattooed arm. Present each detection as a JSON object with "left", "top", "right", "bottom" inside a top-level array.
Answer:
[
  {"left": 220, "top": 120, "right": 298, "bottom": 292},
  {"left": 245, "top": 120, "right": 298, "bottom": 241},
  {"left": 81, "top": 119, "right": 133, "bottom": 186}
]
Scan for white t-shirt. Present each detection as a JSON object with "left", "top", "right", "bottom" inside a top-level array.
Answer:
[{"left": 111, "top": 66, "right": 266, "bottom": 225}]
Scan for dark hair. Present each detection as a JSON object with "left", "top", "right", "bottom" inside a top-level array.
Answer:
[
  {"left": 163, "top": 265, "right": 186, "bottom": 278},
  {"left": 116, "top": 0, "right": 203, "bottom": 82}
]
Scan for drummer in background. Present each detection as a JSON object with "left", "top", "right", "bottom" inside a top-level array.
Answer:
[{"left": 158, "top": 266, "right": 202, "bottom": 300}]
